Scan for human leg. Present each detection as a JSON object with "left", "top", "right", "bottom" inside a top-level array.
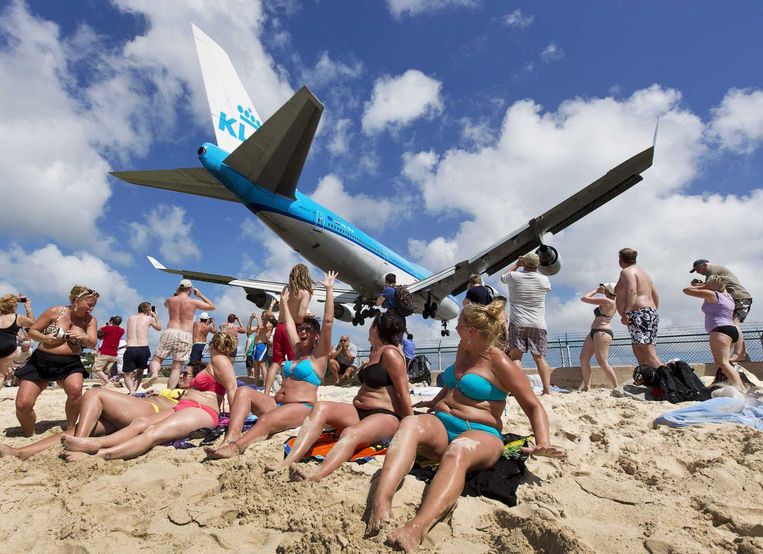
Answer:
[
  {"left": 710, "top": 332, "right": 745, "bottom": 391},
  {"left": 123, "top": 370, "right": 137, "bottom": 395},
  {"left": 532, "top": 354, "right": 552, "bottom": 395},
  {"left": 0, "top": 432, "right": 66, "bottom": 460},
  {"left": 222, "top": 387, "right": 277, "bottom": 443},
  {"left": 264, "top": 362, "right": 281, "bottom": 395},
  {"left": 632, "top": 344, "right": 661, "bottom": 368},
  {"left": 74, "top": 388, "right": 156, "bottom": 437},
  {"left": 167, "top": 359, "right": 184, "bottom": 389},
  {"left": 15, "top": 379, "right": 47, "bottom": 436},
  {"left": 327, "top": 359, "right": 340, "bottom": 384},
  {"left": 292, "top": 411, "right": 400, "bottom": 482},
  {"left": 366, "top": 414, "right": 449, "bottom": 537},
  {"left": 142, "top": 355, "right": 164, "bottom": 388},
  {"left": 92, "top": 355, "right": 111, "bottom": 387},
  {"left": 593, "top": 333, "right": 618, "bottom": 388},
  {"left": 386, "top": 430, "right": 503, "bottom": 550},
  {"left": 63, "top": 412, "right": 170, "bottom": 453},
  {"left": 58, "top": 372, "right": 85, "bottom": 432},
  {"left": 579, "top": 335, "right": 594, "bottom": 391},
  {"left": 730, "top": 313, "right": 748, "bottom": 361}
]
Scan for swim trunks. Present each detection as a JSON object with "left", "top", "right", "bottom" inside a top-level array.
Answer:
[
  {"left": 15, "top": 350, "right": 88, "bottom": 382},
  {"left": 189, "top": 342, "right": 206, "bottom": 364},
  {"left": 272, "top": 322, "right": 294, "bottom": 364},
  {"left": 733, "top": 298, "right": 752, "bottom": 323},
  {"left": 253, "top": 342, "right": 267, "bottom": 362},
  {"left": 154, "top": 329, "right": 193, "bottom": 363},
  {"left": 122, "top": 346, "right": 150, "bottom": 373},
  {"left": 626, "top": 307, "right": 659, "bottom": 345},
  {"left": 508, "top": 322, "right": 548, "bottom": 356}
]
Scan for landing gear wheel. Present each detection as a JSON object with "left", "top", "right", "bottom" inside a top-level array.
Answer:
[
  {"left": 422, "top": 310, "right": 429, "bottom": 319},
  {"left": 440, "top": 320, "right": 450, "bottom": 337},
  {"left": 358, "top": 318, "right": 365, "bottom": 326},
  {"left": 352, "top": 318, "right": 358, "bottom": 326},
  {"left": 430, "top": 302, "right": 438, "bottom": 319}
]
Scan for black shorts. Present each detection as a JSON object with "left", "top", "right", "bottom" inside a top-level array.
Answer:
[
  {"left": 189, "top": 343, "right": 205, "bottom": 364},
  {"left": 15, "top": 350, "right": 88, "bottom": 382},
  {"left": 338, "top": 361, "right": 353, "bottom": 375},
  {"left": 122, "top": 346, "right": 151, "bottom": 373},
  {"left": 710, "top": 325, "right": 739, "bottom": 343},
  {"left": 356, "top": 407, "right": 400, "bottom": 420}
]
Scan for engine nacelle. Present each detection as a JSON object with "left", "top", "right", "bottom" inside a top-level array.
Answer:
[
  {"left": 535, "top": 245, "right": 562, "bottom": 276},
  {"left": 246, "top": 290, "right": 279, "bottom": 311},
  {"left": 333, "top": 303, "right": 354, "bottom": 322}
]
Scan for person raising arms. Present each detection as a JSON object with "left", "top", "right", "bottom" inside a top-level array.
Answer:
[
  {"left": 365, "top": 301, "right": 565, "bottom": 550},
  {"left": 0, "top": 292, "right": 35, "bottom": 382},
  {"left": 579, "top": 283, "right": 619, "bottom": 390},
  {"left": 203, "top": 271, "right": 336, "bottom": 460}
]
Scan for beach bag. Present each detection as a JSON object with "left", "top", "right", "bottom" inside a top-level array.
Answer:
[
  {"left": 407, "top": 354, "right": 432, "bottom": 385},
  {"left": 665, "top": 360, "right": 710, "bottom": 402},
  {"left": 393, "top": 285, "right": 415, "bottom": 317},
  {"left": 640, "top": 361, "right": 710, "bottom": 404}
]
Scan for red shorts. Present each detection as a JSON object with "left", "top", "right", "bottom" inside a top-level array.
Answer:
[
  {"left": 173, "top": 399, "right": 219, "bottom": 427},
  {"left": 272, "top": 321, "right": 294, "bottom": 364}
]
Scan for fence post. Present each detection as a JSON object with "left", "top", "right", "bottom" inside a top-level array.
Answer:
[
  {"left": 437, "top": 340, "right": 442, "bottom": 371},
  {"left": 557, "top": 337, "right": 564, "bottom": 368},
  {"left": 565, "top": 333, "right": 572, "bottom": 368}
]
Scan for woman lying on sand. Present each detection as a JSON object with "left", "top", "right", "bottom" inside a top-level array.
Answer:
[
  {"left": 268, "top": 311, "right": 412, "bottom": 481},
  {"left": 366, "top": 301, "right": 566, "bottom": 551},
  {"left": 60, "top": 332, "right": 237, "bottom": 461},
  {"left": 203, "top": 272, "right": 336, "bottom": 460},
  {"left": 0, "top": 387, "right": 182, "bottom": 460}
]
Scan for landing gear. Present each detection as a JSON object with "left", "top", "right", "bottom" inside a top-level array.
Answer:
[
  {"left": 352, "top": 297, "right": 379, "bottom": 327},
  {"left": 423, "top": 292, "right": 438, "bottom": 319},
  {"left": 440, "top": 320, "right": 450, "bottom": 337}
]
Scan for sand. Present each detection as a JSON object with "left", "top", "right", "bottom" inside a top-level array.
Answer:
[{"left": 1, "top": 384, "right": 761, "bottom": 553}]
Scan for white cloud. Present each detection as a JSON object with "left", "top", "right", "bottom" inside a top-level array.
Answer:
[
  {"left": 401, "top": 85, "right": 762, "bottom": 331},
  {"left": 301, "top": 51, "right": 363, "bottom": 88},
  {"left": 502, "top": 9, "right": 534, "bottom": 29},
  {"left": 458, "top": 117, "right": 497, "bottom": 149},
  {"left": 127, "top": 204, "right": 201, "bottom": 264},
  {"left": 387, "top": 0, "right": 480, "bottom": 19},
  {"left": 328, "top": 118, "right": 353, "bottom": 156},
  {"left": 362, "top": 70, "right": 443, "bottom": 134},
  {"left": 708, "top": 88, "right": 763, "bottom": 154},
  {"left": 541, "top": 42, "right": 564, "bottom": 62},
  {"left": 310, "top": 174, "right": 396, "bottom": 231}
]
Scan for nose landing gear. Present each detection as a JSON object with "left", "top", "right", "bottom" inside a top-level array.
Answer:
[{"left": 440, "top": 320, "right": 450, "bottom": 337}]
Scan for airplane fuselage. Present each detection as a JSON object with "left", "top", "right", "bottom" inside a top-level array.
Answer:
[{"left": 198, "top": 142, "right": 460, "bottom": 321}]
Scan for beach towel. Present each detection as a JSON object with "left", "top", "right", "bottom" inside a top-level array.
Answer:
[
  {"left": 409, "top": 434, "right": 531, "bottom": 507},
  {"left": 283, "top": 431, "right": 389, "bottom": 464},
  {"left": 654, "top": 397, "right": 763, "bottom": 431}
]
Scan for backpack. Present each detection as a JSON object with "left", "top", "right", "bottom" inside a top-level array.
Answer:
[
  {"left": 407, "top": 354, "right": 432, "bottom": 385},
  {"left": 393, "top": 285, "right": 415, "bottom": 317},
  {"left": 635, "top": 360, "right": 710, "bottom": 403},
  {"left": 484, "top": 285, "right": 496, "bottom": 303}
]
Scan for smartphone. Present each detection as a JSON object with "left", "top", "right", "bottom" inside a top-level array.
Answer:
[
  {"left": 151, "top": 305, "right": 156, "bottom": 313},
  {"left": 17, "top": 296, "right": 27, "bottom": 303}
]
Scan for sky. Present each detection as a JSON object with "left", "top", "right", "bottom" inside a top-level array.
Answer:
[{"left": 1, "top": 0, "right": 762, "bottom": 350}]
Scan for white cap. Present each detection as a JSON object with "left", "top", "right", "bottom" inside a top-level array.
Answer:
[
  {"left": 600, "top": 283, "right": 616, "bottom": 295},
  {"left": 179, "top": 278, "right": 193, "bottom": 289},
  {"left": 200, "top": 312, "right": 210, "bottom": 320}
]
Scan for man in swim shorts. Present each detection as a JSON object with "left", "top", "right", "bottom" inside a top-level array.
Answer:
[
  {"left": 189, "top": 312, "right": 215, "bottom": 367},
  {"left": 615, "top": 248, "right": 662, "bottom": 369},
  {"left": 124, "top": 302, "right": 161, "bottom": 394},
  {"left": 144, "top": 279, "right": 215, "bottom": 390}
]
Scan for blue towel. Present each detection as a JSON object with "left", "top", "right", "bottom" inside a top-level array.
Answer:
[{"left": 654, "top": 397, "right": 763, "bottom": 431}]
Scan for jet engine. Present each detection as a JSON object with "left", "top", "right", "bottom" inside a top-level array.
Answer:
[
  {"left": 535, "top": 245, "right": 562, "bottom": 276},
  {"left": 333, "top": 303, "right": 354, "bottom": 322},
  {"left": 246, "top": 290, "right": 279, "bottom": 311}
]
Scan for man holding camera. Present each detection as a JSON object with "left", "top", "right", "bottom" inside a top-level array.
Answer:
[
  {"left": 189, "top": 312, "right": 216, "bottom": 368},
  {"left": 124, "top": 302, "right": 161, "bottom": 395},
  {"left": 329, "top": 335, "right": 358, "bottom": 385}
]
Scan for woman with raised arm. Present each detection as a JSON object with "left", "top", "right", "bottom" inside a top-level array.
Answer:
[
  {"left": 203, "top": 271, "right": 336, "bottom": 460},
  {"left": 0, "top": 292, "right": 35, "bottom": 381},
  {"left": 15, "top": 285, "right": 99, "bottom": 437},
  {"left": 365, "top": 301, "right": 565, "bottom": 551},
  {"left": 269, "top": 311, "right": 412, "bottom": 482},
  {"left": 59, "top": 332, "right": 237, "bottom": 461},
  {"left": 683, "top": 275, "right": 746, "bottom": 391},
  {"left": 578, "top": 283, "right": 618, "bottom": 390}
]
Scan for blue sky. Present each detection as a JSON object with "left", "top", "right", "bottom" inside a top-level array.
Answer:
[{"left": 1, "top": 0, "right": 762, "bottom": 348}]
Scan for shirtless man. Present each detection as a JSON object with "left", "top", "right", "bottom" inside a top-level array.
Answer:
[
  {"left": 264, "top": 264, "right": 313, "bottom": 394},
  {"left": 143, "top": 279, "right": 215, "bottom": 389},
  {"left": 219, "top": 314, "right": 246, "bottom": 358},
  {"left": 246, "top": 300, "right": 276, "bottom": 382},
  {"left": 615, "top": 248, "right": 662, "bottom": 368},
  {"left": 123, "top": 303, "right": 161, "bottom": 395},
  {"left": 188, "top": 313, "right": 216, "bottom": 369}
]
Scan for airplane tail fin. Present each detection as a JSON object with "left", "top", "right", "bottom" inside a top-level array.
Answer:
[{"left": 192, "top": 24, "right": 262, "bottom": 153}]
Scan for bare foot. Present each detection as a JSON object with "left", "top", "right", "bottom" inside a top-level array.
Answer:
[
  {"left": 59, "top": 450, "right": 94, "bottom": 462},
  {"left": 385, "top": 522, "right": 425, "bottom": 552},
  {"left": 264, "top": 462, "right": 287, "bottom": 473},
  {"left": 577, "top": 384, "right": 589, "bottom": 392},
  {"left": 141, "top": 376, "right": 157, "bottom": 389},
  {"left": 0, "top": 444, "right": 20, "bottom": 459},
  {"left": 365, "top": 503, "right": 392, "bottom": 538},
  {"left": 61, "top": 434, "right": 100, "bottom": 454},
  {"left": 288, "top": 463, "right": 313, "bottom": 482},
  {"left": 203, "top": 442, "right": 240, "bottom": 460}
]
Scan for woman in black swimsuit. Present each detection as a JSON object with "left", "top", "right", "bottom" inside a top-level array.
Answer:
[
  {"left": 15, "top": 285, "right": 99, "bottom": 436},
  {"left": 270, "top": 312, "right": 412, "bottom": 482},
  {"left": 0, "top": 293, "right": 35, "bottom": 381},
  {"left": 579, "top": 283, "right": 618, "bottom": 390}
]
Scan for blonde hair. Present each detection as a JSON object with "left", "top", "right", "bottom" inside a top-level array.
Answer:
[
  {"left": 289, "top": 264, "right": 313, "bottom": 294},
  {"left": 705, "top": 275, "right": 727, "bottom": 292},
  {"left": 210, "top": 331, "right": 237, "bottom": 356},
  {"left": 69, "top": 285, "right": 100, "bottom": 303},
  {"left": 460, "top": 301, "right": 506, "bottom": 345},
  {"left": 0, "top": 294, "right": 17, "bottom": 315}
]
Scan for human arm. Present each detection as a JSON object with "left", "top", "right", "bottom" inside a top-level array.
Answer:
[
  {"left": 212, "top": 355, "right": 238, "bottom": 409},
  {"left": 280, "top": 286, "right": 301, "bottom": 350},
  {"left": 376, "top": 293, "right": 386, "bottom": 307},
  {"left": 314, "top": 271, "right": 337, "bottom": 363},
  {"left": 616, "top": 270, "right": 637, "bottom": 316},
  {"left": 500, "top": 261, "right": 520, "bottom": 284},
  {"left": 26, "top": 306, "right": 67, "bottom": 347},
  {"left": 652, "top": 287, "right": 660, "bottom": 309},
  {"left": 383, "top": 348, "right": 414, "bottom": 418},
  {"left": 247, "top": 313, "right": 259, "bottom": 335},
  {"left": 413, "top": 385, "right": 448, "bottom": 409},
  {"left": 580, "top": 288, "right": 608, "bottom": 305},
  {"left": 682, "top": 284, "right": 717, "bottom": 301},
  {"left": 235, "top": 317, "right": 246, "bottom": 335},
  {"left": 68, "top": 315, "right": 98, "bottom": 350},
  {"left": 192, "top": 288, "right": 216, "bottom": 311},
  {"left": 150, "top": 311, "right": 162, "bottom": 331},
  {"left": 17, "top": 296, "right": 34, "bottom": 326}
]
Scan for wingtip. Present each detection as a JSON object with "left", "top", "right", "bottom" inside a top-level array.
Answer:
[
  {"left": 146, "top": 256, "right": 166, "bottom": 270},
  {"left": 652, "top": 119, "right": 659, "bottom": 148}
]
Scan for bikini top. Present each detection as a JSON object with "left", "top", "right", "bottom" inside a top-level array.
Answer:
[
  {"left": 189, "top": 371, "right": 226, "bottom": 396},
  {"left": 283, "top": 358, "right": 322, "bottom": 387},
  {"left": 358, "top": 347, "right": 403, "bottom": 389},
  {"left": 0, "top": 315, "right": 20, "bottom": 336},
  {"left": 442, "top": 364, "right": 507, "bottom": 402},
  {"left": 43, "top": 307, "right": 66, "bottom": 336},
  {"left": 593, "top": 306, "right": 614, "bottom": 323}
]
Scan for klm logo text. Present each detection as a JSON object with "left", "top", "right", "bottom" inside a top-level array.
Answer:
[{"left": 218, "top": 105, "right": 262, "bottom": 141}]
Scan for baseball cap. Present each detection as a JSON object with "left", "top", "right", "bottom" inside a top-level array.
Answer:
[
  {"left": 178, "top": 278, "right": 193, "bottom": 289},
  {"left": 600, "top": 282, "right": 616, "bottom": 295},
  {"left": 522, "top": 252, "right": 540, "bottom": 268},
  {"left": 200, "top": 312, "right": 210, "bottom": 321},
  {"left": 689, "top": 259, "right": 709, "bottom": 273}
]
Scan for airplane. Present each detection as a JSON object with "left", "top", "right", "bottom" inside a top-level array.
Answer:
[{"left": 112, "top": 25, "right": 654, "bottom": 337}]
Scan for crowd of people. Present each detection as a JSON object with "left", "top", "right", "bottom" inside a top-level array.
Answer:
[{"left": 0, "top": 249, "right": 754, "bottom": 550}]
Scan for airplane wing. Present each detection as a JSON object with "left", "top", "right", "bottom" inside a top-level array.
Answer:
[
  {"left": 408, "top": 146, "right": 654, "bottom": 299},
  {"left": 146, "top": 256, "right": 359, "bottom": 305},
  {"left": 110, "top": 168, "right": 239, "bottom": 202}
]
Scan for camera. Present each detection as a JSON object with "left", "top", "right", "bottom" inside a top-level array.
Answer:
[
  {"left": 151, "top": 305, "right": 156, "bottom": 313},
  {"left": 17, "top": 296, "right": 27, "bottom": 303},
  {"left": 691, "top": 279, "right": 702, "bottom": 286},
  {"left": 54, "top": 328, "right": 67, "bottom": 340}
]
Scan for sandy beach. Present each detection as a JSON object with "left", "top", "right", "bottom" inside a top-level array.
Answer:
[{"left": 1, "top": 383, "right": 761, "bottom": 553}]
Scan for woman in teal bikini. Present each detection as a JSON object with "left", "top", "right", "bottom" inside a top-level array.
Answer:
[
  {"left": 366, "top": 301, "right": 566, "bottom": 550},
  {"left": 203, "top": 271, "right": 336, "bottom": 460}
]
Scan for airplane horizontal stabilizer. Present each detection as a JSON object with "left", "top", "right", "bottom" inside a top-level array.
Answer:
[
  {"left": 111, "top": 168, "right": 239, "bottom": 203},
  {"left": 223, "top": 86, "right": 323, "bottom": 199}
]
